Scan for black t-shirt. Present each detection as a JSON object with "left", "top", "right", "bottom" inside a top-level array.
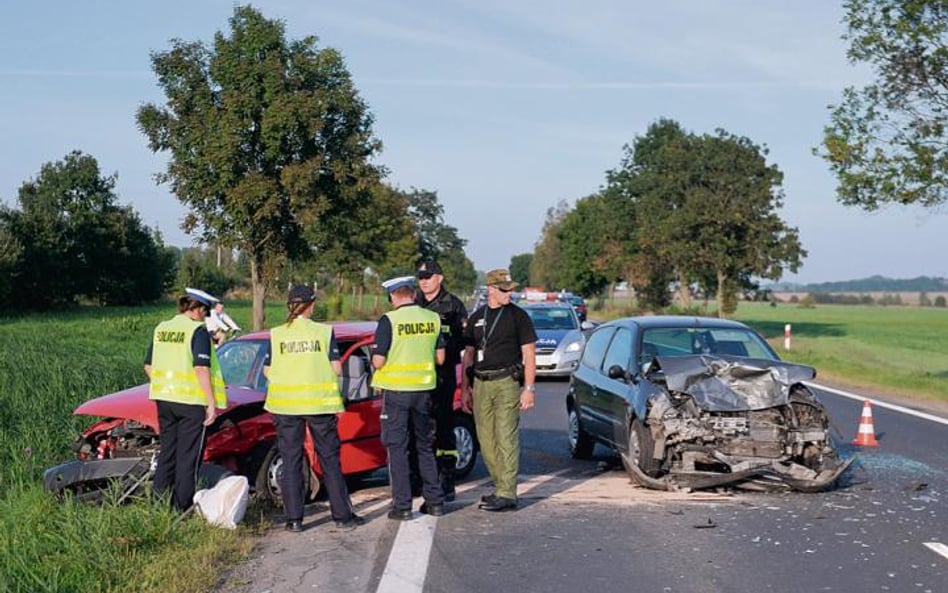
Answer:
[
  {"left": 416, "top": 287, "right": 468, "bottom": 367},
  {"left": 463, "top": 303, "right": 537, "bottom": 371},
  {"left": 143, "top": 325, "right": 212, "bottom": 367}
]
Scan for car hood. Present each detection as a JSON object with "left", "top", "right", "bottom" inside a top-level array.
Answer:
[
  {"left": 653, "top": 355, "right": 816, "bottom": 412},
  {"left": 74, "top": 384, "right": 266, "bottom": 430},
  {"left": 535, "top": 328, "right": 581, "bottom": 349}
]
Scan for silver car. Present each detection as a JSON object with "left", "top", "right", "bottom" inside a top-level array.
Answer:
[{"left": 522, "top": 302, "right": 593, "bottom": 378}]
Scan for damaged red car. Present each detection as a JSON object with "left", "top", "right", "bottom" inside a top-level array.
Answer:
[{"left": 44, "top": 322, "right": 478, "bottom": 503}]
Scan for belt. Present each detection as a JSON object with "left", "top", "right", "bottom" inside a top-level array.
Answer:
[{"left": 473, "top": 368, "right": 512, "bottom": 381}]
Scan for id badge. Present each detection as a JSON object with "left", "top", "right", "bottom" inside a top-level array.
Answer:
[{"left": 477, "top": 349, "right": 484, "bottom": 362}]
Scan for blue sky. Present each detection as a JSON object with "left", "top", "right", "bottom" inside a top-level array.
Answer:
[{"left": 1, "top": 1, "right": 945, "bottom": 284}]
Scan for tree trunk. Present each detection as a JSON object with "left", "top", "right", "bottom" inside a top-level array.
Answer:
[
  {"left": 715, "top": 269, "right": 727, "bottom": 319},
  {"left": 677, "top": 271, "right": 692, "bottom": 309},
  {"left": 250, "top": 253, "right": 267, "bottom": 330}
]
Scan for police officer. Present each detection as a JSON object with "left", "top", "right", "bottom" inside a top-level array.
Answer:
[
  {"left": 144, "top": 287, "right": 227, "bottom": 512},
  {"left": 263, "top": 284, "right": 363, "bottom": 533},
  {"left": 461, "top": 269, "right": 537, "bottom": 512},
  {"left": 415, "top": 259, "right": 468, "bottom": 501},
  {"left": 372, "top": 276, "right": 447, "bottom": 520}
]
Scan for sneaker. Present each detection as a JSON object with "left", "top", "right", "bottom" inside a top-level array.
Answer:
[
  {"left": 419, "top": 502, "right": 445, "bottom": 517},
  {"left": 480, "top": 493, "right": 498, "bottom": 504},
  {"left": 334, "top": 514, "right": 365, "bottom": 530},
  {"left": 285, "top": 520, "right": 303, "bottom": 532}
]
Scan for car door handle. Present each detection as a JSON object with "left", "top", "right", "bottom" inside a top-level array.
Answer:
[{"left": 591, "top": 386, "right": 598, "bottom": 397}]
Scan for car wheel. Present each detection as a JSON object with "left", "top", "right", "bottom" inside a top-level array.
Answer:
[
  {"left": 622, "top": 418, "right": 661, "bottom": 483},
  {"left": 254, "top": 444, "right": 317, "bottom": 504},
  {"left": 567, "top": 406, "right": 594, "bottom": 459},
  {"left": 453, "top": 413, "right": 478, "bottom": 480}
]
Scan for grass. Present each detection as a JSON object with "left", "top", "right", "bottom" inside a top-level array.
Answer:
[
  {"left": 0, "top": 304, "right": 268, "bottom": 593},
  {"left": 733, "top": 302, "right": 948, "bottom": 403}
]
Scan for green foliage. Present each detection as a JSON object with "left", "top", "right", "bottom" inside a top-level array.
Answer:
[
  {"left": 798, "top": 294, "right": 816, "bottom": 308},
  {"left": 0, "top": 306, "right": 254, "bottom": 593},
  {"left": 530, "top": 201, "right": 573, "bottom": 290},
  {"left": 137, "top": 5, "right": 383, "bottom": 330},
  {"left": 935, "top": 295, "right": 947, "bottom": 307},
  {"left": 174, "top": 246, "right": 244, "bottom": 298},
  {"left": 405, "top": 188, "right": 477, "bottom": 294},
  {"left": 508, "top": 253, "right": 532, "bottom": 287},
  {"left": 0, "top": 152, "right": 173, "bottom": 309},
  {"left": 818, "top": 0, "right": 948, "bottom": 209}
]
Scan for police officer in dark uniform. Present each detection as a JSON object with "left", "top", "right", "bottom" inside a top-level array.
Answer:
[
  {"left": 372, "top": 276, "right": 447, "bottom": 520},
  {"left": 415, "top": 259, "right": 468, "bottom": 501},
  {"left": 144, "top": 287, "right": 227, "bottom": 512},
  {"left": 263, "top": 284, "right": 363, "bottom": 533}
]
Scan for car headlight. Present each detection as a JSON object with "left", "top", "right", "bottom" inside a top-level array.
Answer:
[{"left": 564, "top": 341, "right": 583, "bottom": 353}]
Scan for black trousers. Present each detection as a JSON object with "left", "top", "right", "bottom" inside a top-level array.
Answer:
[
  {"left": 153, "top": 400, "right": 207, "bottom": 512},
  {"left": 432, "top": 370, "right": 458, "bottom": 462},
  {"left": 273, "top": 413, "right": 354, "bottom": 523},
  {"left": 381, "top": 390, "right": 444, "bottom": 511}
]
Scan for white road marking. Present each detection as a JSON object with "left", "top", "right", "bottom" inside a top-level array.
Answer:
[
  {"left": 374, "top": 469, "right": 573, "bottom": 593},
  {"left": 807, "top": 382, "right": 948, "bottom": 427},
  {"left": 924, "top": 542, "right": 948, "bottom": 562},
  {"left": 376, "top": 514, "right": 437, "bottom": 593}
]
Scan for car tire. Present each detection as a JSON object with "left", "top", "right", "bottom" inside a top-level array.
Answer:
[
  {"left": 567, "top": 406, "right": 594, "bottom": 459},
  {"left": 453, "top": 413, "right": 478, "bottom": 480},
  {"left": 622, "top": 417, "right": 661, "bottom": 483},
  {"left": 254, "top": 443, "right": 318, "bottom": 504}
]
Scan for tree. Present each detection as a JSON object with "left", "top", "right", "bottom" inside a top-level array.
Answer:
[
  {"left": 818, "top": 0, "right": 948, "bottom": 209},
  {"left": 137, "top": 6, "right": 382, "bottom": 329},
  {"left": 1, "top": 151, "right": 173, "bottom": 308},
  {"left": 0, "top": 216, "right": 22, "bottom": 307},
  {"left": 405, "top": 188, "right": 477, "bottom": 294},
  {"left": 508, "top": 253, "right": 532, "bottom": 287},
  {"left": 530, "top": 201, "right": 571, "bottom": 289}
]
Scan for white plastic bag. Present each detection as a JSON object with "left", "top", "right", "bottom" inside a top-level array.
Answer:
[{"left": 193, "top": 475, "right": 250, "bottom": 529}]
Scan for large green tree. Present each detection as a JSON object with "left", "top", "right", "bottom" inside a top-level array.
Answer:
[
  {"left": 819, "top": 0, "right": 948, "bottom": 209},
  {"left": 137, "top": 6, "right": 382, "bottom": 329},
  {"left": 529, "top": 201, "right": 571, "bottom": 290},
  {"left": 1, "top": 151, "right": 173, "bottom": 308}
]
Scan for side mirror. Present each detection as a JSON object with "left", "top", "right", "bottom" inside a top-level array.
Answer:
[
  {"left": 580, "top": 321, "right": 596, "bottom": 330},
  {"left": 607, "top": 364, "right": 627, "bottom": 381}
]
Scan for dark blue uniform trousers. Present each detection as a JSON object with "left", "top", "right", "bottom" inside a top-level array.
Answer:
[
  {"left": 274, "top": 414, "right": 354, "bottom": 523},
  {"left": 381, "top": 389, "right": 444, "bottom": 511},
  {"left": 154, "top": 400, "right": 207, "bottom": 512}
]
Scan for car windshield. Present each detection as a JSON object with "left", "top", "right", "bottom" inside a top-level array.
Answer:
[
  {"left": 216, "top": 339, "right": 268, "bottom": 389},
  {"left": 526, "top": 307, "right": 578, "bottom": 330},
  {"left": 640, "top": 327, "right": 776, "bottom": 362}
]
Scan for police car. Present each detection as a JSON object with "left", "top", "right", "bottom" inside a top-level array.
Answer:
[{"left": 521, "top": 302, "right": 593, "bottom": 378}]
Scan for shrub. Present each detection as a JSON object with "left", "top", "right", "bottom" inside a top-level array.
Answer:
[{"left": 935, "top": 295, "right": 947, "bottom": 308}]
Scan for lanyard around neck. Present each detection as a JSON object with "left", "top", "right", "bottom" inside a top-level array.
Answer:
[{"left": 481, "top": 306, "right": 504, "bottom": 349}]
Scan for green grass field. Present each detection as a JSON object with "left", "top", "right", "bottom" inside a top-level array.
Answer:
[{"left": 734, "top": 302, "right": 948, "bottom": 403}]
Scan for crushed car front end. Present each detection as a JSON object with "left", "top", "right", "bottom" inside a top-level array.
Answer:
[{"left": 632, "top": 355, "right": 853, "bottom": 492}]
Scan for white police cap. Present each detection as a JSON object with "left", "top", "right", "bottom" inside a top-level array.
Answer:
[
  {"left": 185, "top": 287, "right": 219, "bottom": 307},
  {"left": 381, "top": 276, "right": 416, "bottom": 293}
]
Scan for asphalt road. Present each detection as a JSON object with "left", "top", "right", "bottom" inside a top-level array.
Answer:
[{"left": 220, "top": 380, "right": 948, "bottom": 593}]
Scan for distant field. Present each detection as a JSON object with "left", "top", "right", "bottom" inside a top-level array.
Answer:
[{"left": 734, "top": 302, "right": 948, "bottom": 403}]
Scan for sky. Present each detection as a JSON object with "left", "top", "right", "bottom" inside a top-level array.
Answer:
[{"left": 1, "top": 1, "right": 945, "bottom": 284}]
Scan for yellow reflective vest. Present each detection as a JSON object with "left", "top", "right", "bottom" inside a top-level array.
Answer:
[
  {"left": 149, "top": 314, "right": 227, "bottom": 408},
  {"left": 265, "top": 319, "right": 343, "bottom": 415},
  {"left": 371, "top": 306, "right": 440, "bottom": 392}
]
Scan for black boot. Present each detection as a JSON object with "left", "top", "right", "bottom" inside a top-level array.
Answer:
[{"left": 439, "top": 456, "right": 457, "bottom": 502}]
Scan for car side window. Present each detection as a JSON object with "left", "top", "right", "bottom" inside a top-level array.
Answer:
[
  {"left": 601, "top": 328, "right": 633, "bottom": 376},
  {"left": 340, "top": 344, "right": 375, "bottom": 403},
  {"left": 580, "top": 326, "right": 616, "bottom": 371}
]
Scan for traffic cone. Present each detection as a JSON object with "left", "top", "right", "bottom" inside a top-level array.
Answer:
[{"left": 852, "top": 399, "right": 879, "bottom": 447}]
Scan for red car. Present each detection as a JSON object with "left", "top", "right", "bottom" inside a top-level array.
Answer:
[{"left": 43, "top": 322, "right": 478, "bottom": 503}]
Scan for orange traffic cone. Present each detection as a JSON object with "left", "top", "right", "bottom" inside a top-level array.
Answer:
[{"left": 852, "top": 399, "right": 879, "bottom": 447}]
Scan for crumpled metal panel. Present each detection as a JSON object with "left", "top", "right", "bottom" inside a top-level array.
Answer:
[{"left": 654, "top": 355, "right": 817, "bottom": 412}]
